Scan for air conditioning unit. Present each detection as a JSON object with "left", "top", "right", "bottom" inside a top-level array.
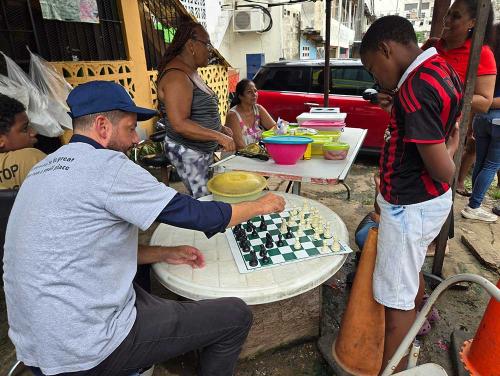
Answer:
[{"left": 233, "top": 10, "right": 264, "bottom": 32}]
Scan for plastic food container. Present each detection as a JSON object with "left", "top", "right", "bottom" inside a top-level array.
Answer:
[
  {"left": 207, "top": 171, "right": 267, "bottom": 203},
  {"left": 323, "top": 142, "right": 350, "bottom": 160},
  {"left": 296, "top": 112, "right": 347, "bottom": 131},
  {"left": 262, "top": 136, "right": 313, "bottom": 165},
  {"left": 262, "top": 130, "right": 340, "bottom": 156}
]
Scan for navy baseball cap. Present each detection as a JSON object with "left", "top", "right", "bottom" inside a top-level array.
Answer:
[{"left": 67, "top": 81, "right": 158, "bottom": 121}]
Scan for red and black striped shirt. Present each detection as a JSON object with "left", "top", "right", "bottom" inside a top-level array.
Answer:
[{"left": 379, "top": 52, "right": 463, "bottom": 205}]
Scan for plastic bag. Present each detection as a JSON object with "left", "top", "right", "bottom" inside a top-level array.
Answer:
[
  {"left": 0, "top": 51, "right": 63, "bottom": 137},
  {"left": 0, "top": 75, "right": 29, "bottom": 109},
  {"left": 29, "top": 49, "right": 72, "bottom": 130}
]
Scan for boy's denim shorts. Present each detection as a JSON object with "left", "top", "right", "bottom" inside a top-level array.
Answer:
[{"left": 373, "top": 190, "right": 452, "bottom": 310}]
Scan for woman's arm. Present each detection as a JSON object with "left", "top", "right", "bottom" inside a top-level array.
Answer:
[
  {"left": 257, "top": 104, "right": 277, "bottom": 130},
  {"left": 159, "top": 70, "right": 234, "bottom": 150},
  {"left": 490, "top": 96, "right": 500, "bottom": 109},
  {"left": 225, "top": 111, "right": 246, "bottom": 150},
  {"left": 472, "top": 75, "right": 496, "bottom": 113}
]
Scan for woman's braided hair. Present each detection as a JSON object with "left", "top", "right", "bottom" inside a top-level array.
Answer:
[{"left": 157, "top": 17, "right": 203, "bottom": 75}]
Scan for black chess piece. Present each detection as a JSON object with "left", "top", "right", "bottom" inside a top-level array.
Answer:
[
  {"left": 246, "top": 220, "right": 253, "bottom": 233},
  {"left": 259, "top": 218, "right": 267, "bottom": 231},
  {"left": 249, "top": 250, "right": 258, "bottom": 267},
  {"left": 242, "top": 241, "right": 251, "bottom": 253},
  {"left": 259, "top": 244, "right": 266, "bottom": 257},
  {"left": 234, "top": 224, "right": 242, "bottom": 232},
  {"left": 265, "top": 234, "right": 274, "bottom": 248},
  {"left": 285, "top": 227, "right": 293, "bottom": 239},
  {"left": 251, "top": 228, "right": 258, "bottom": 237},
  {"left": 277, "top": 233, "right": 285, "bottom": 247},
  {"left": 261, "top": 254, "right": 270, "bottom": 264}
]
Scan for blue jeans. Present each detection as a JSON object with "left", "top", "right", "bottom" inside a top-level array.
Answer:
[{"left": 469, "top": 111, "right": 500, "bottom": 209}]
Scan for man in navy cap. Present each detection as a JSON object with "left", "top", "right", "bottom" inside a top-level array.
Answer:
[{"left": 3, "top": 81, "right": 285, "bottom": 375}]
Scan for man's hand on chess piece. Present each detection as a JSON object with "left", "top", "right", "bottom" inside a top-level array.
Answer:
[{"left": 255, "top": 192, "right": 286, "bottom": 215}]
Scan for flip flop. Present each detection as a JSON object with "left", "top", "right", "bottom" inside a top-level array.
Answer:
[
  {"left": 421, "top": 295, "right": 441, "bottom": 324},
  {"left": 456, "top": 188, "right": 471, "bottom": 197},
  {"left": 417, "top": 318, "right": 432, "bottom": 336}
]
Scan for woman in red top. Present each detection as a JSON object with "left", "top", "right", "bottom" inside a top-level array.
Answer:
[{"left": 423, "top": 0, "right": 497, "bottom": 196}]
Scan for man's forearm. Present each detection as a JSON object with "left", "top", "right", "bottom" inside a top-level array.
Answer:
[
  {"left": 137, "top": 245, "right": 163, "bottom": 265},
  {"left": 228, "top": 201, "right": 266, "bottom": 227}
]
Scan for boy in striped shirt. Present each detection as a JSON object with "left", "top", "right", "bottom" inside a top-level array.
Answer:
[{"left": 360, "top": 16, "right": 463, "bottom": 372}]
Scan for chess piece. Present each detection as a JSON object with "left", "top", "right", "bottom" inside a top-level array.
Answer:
[
  {"left": 259, "top": 244, "right": 267, "bottom": 257},
  {"left": 285, "top": 227, "right": 293, "bottom": 239},
  {"left": 234, "top": 224, "right": 242, "bottom": 232},
  {"left": 249, "top": 250, "right": 258, "bottom": 267},
  {"left": 280, "top": 218, "right": 287, "bottom": 233},
  {"left": 277, "top": 233, "right": 285, "bottom": 247},
  {"left": 322, "top": 242, "right": 331, "bottom": 253},
  {"left": 251, "top": 228, "right": 258, "bottom": 237},
  {"left": 324, "top": 222, "right": 332, "bottom": 239},
  {"left": 265, "top": 233, "right": 274, "bottom": 248},
  {"left": 261, "top": 253, "right": 270, "bottom": 264},
  {"left": 294, "top": 237, "right": 301, "bottom": 250},
  {"left": 297, "top": 223, "right": 304, "bottom": 237},
  {"left": 287, "top": 213, "right": 295, "bottom": 226},
  {"left": 259, "top": 217, "right": 267, "bottom": 231},
  {"left": 247, "top": 220, "right": 253, "bottom": 232},
  {"left": 314, "top": 231, "right": 321, "bottom": 241},
  {"left": 242, "top": 241, "right": 251, "bottom": 253},
  {"left": 318, "top": 221, "right": 324, "bottom": 236},
  {"left": 332, "top": 235, "right": 341, "bottom": 252}
]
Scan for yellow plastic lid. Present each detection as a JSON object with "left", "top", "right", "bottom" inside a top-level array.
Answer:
[{"left": 207, "top": 171, "right": 267, "bottom": 197}]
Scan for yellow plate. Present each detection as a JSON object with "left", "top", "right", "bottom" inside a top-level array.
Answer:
[{"left": 207, "top": 171, "right": 267, "bottom": 197}]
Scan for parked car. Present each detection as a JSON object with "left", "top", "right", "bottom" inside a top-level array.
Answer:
[{"left": 253, "top": 59, "right": 390, "bottom": 153}]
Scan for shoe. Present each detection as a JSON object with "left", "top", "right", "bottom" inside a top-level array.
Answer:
[
  {"left": 456, "top": 188, "right": 471, "bottom": 197},
  {"left": 461, "top": 205, "right": 498, "bottom": 222},
  {"left": 493, "top": 206, "right": 500, "bottom": 216}
]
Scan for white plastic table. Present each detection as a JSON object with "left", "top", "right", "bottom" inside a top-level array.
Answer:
[
  {"left": 211, "top": 127, "right": 367, "bottom": 198},
  {"left": 150, "top": 192, "right": 349, "bottom": 305}
]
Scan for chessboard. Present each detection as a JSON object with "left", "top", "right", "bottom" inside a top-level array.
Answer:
[{"left": 225, "top": 206, "right": 353, "bottom": 274}]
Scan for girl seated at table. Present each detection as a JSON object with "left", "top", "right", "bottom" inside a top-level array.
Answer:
[{"left": 225, "top": 79, "right": 277, "bottom": 150}]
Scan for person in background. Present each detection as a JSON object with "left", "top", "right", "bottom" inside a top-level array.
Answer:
[
  {"left": 0, "top": 93, "right": 45, "bottom": 189},
  {"left": 360, "top": 16, "right": 462, "bottom": 372},
  {"left": 422, "top": 0, "right": 496, "bottom": 196},
  {"left": 157, "top": 19, "right": 234, "bottom": 198},
  {"left": 225, "top": 79, "right": 276, "bottom": 150},
  {"left": 461, "top": 22, "right": 500, "bottom": 222}
]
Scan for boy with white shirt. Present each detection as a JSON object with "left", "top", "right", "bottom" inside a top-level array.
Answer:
[{"left": 360, "top": 16, "right": 463, "bottom": 372}]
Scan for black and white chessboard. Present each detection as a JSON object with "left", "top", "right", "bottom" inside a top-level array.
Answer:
[{"left": 225, "top": 208, "right": 353, "bottom": 274}]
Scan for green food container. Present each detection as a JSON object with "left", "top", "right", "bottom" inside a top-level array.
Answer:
[{"left": 323, "top": 142, "right": 350, "bottom": 160}]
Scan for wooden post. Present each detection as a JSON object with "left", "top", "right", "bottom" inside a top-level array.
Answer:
[
  {"left": 432, "top": 0, "right": 491, "bottom": 276},
  {"left": 429, "top": 0, "right": 451, "bottom": 38},
  {"left": 324, "top": 0, "right": 332, "bottom": 107},
  {"left": 117, "top": 0, "right": 155, "bottom": 134}
]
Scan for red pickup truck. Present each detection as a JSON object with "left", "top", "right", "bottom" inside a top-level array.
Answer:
[{"left": 253, "top": 59, "right": 390, "bottom": 153}]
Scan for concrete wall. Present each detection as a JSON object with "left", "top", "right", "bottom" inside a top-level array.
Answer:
[{"left": 219, "top": 6, "right": 283, "bottom": 79}]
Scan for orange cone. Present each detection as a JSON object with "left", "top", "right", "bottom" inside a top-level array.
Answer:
[
  {"left": 460, "top": 278, "right": 500, "bottom": 376},
  {"left": 332, "top": 228, "right": 385, "bottom": 375}
]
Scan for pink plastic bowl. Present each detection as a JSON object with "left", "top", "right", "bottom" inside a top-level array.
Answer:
[{"left": 263, "top": 143, "right": 307, "bottom": 165}]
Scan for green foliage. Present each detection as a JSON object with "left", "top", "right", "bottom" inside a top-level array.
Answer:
[{"left": 415, "top": 31, "right": 426, "bottom": 44}]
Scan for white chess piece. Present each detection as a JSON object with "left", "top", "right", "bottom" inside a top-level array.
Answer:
[
  {"left": 287, "top": 213, "right": 295, "bottom": 226},
  {"left": 322, "top": 242, "right": 330, "bottom": 253},
  {"left": 294, "top": 237, "right": 301, "bottom": 250},
  {"left": 332, "top": 235, "right": 341, "bottom": 252},
  {"left": 280, "top": 218, "right": 287, "bottom": 233},
  {"left": 318, "top": 221, "right": 324, "bottom": 235},
  {"left": 314, "top": 231, "right": 321, "bottom": 241},
  {"left": 324, "top": 222, "right": 332, "bottom": 239},
  {"left": 297, "top": 223, "right": 304, "bottom": 236}
]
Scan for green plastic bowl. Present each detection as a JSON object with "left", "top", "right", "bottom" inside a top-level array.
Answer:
[{"left": 323, "top": 142, "right": 350, "bottom": 160}]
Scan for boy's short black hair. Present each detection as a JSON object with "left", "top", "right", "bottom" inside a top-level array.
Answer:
[
  {"left": 0, "top": 93, "right": 26, "bottom": 135},
  {"left": 360, "top": 16, "right": 418, "bottom": 56}
]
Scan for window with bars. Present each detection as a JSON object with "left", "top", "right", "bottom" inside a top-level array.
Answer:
[{"left": 0, "top": 0, "right": 126, "bottom": 72}]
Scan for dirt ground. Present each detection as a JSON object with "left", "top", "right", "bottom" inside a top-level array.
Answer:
[{"left": 1, "top": 156, "right": 499, "bottom": 375}]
